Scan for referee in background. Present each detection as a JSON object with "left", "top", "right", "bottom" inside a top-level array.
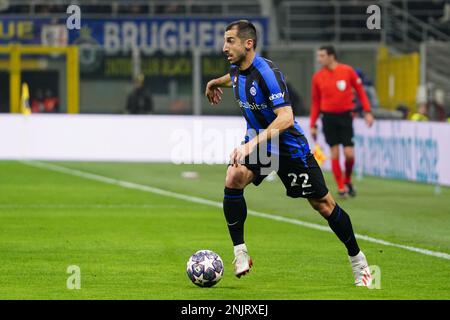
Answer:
[{"left": 310, "top": 46, "right": 374, "bottom": 198}]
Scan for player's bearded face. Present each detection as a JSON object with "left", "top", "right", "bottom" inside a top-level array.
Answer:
[{"left": 223, "top": 30, "right": 248, "bottom": 65}]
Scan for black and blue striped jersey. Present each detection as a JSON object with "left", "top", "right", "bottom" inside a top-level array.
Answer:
[{"left": 229, "top": 54, "right": 310, "bottom": 163}]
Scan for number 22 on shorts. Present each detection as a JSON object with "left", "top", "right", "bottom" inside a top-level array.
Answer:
[{"left": 288, "top": 173, "right": 311, "bottom": 188}]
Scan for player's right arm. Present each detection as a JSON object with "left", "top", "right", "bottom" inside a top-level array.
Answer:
[
  {"left": 349, "top": 68, "right": 374, "bottom": 127},
  {"left": 309, "top": 75, "right": 321, "bottom": 141},
  {"left": 205, "top": 74, "right": 232, "bottom": 105}
]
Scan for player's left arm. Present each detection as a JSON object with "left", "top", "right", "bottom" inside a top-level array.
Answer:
[
  {"left": 350, "top": 68, "right": 374, "bottom": 127},
  {"left": 205, "top": 74, "right": 232, "bottom": 105},
  {"left": 230, "top": 67, "right": 295, "bottom": 165},
  {"left": 230, "top": 106, "right": 294, "bottom": 165}
]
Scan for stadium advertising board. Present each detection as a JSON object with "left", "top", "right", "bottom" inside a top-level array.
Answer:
[
  {"left": 0, "top": 17, "right": 269, "bottom": 79},
  {"left": 0, "top": 115, "right": 448, "bottom": 186},
  {"left": 312, "top": 118, "right": 446, "bottom": 186}
]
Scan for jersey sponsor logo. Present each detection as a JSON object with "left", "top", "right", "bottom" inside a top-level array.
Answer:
[
  {"left": 336, "top": 80, "right": 346, "bottom": 91},
  {"left": 237, "top": 99, "right": 268, "bottom": 110},
  {"left": 250, "top": 86, "right": 257, "bottom": 96},
  {"left": 269, "top": 92, "right": 285, "bottom": 101}
]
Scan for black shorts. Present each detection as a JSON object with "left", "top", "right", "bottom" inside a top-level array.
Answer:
[
  {"left": 321, "top": 111, "right": 354, "bottom": 147},
  {"left": 229, "top": 151, "right": 329, "bottom": 199}
]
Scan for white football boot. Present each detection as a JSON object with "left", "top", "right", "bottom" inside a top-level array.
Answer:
[
  {"left": 349, "top": 251, "right": 372, "bottom": 287},
  {"left": 233, "top": 244, "right": 253, "bottom": 278}
]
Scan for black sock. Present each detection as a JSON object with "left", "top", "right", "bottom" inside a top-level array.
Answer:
[
  {"left": 223, "top": 187, "right": 247, "bottom": 246},
  {"left": 327, "top": 204, "right": 360, "bottom": 257}
]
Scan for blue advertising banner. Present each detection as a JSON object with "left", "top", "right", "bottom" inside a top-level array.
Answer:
[
  {"left": 0, "top": 17, "right": 268, "bottom": 81},
  {"left": 0, "top": 17, "right": 269, "bottom": 54}
]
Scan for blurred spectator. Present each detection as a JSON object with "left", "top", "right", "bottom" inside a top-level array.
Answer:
[
  {"left": 411, "top": 103, "right": 429, "bottom": 121},
  {"left": 31, "top": 89, "right": 45, "bottom": 113},
  {"left": 353, "top": 68, "right": 379, "bottom": 117},
  {"left": 156, "top": 3, "right": 184, "bottom": 14},
  {"left": 119, "top": 3, "right": 146, "bottom": 15},
  {"left": 130, "top": 4, "right": 144, "bottom": 14},
  {"left": 31, "top": 89, "right": 59, "bottom": 113},
  {"left": 126, "top": 74, "right": 154, "bottom": 115},
  {"left": 192, "top": 4, "right": 221, "bottom": 15},
  {"left": 428, "top": 88, "right": 446, "bottom": 121},
  {"left": 396, "top": 104, "right": 410, "bottom": 120},
  {"left": 43, "top": 89, "right": 59, "bottom": 113},
  {"left": 35, "top": 5, "right": 50, "bottom": 14}
]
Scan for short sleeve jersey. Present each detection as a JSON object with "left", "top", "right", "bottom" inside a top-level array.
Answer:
[{"left": 229, "top": 54, "right": 310, "bottom": 161}]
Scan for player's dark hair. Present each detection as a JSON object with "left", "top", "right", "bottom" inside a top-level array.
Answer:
[
  {"left": 226, "top": 20, "right": 257, "bottom": 49},
  {"left": 319, "top": 45, "right": 337, "bottom": 59}
]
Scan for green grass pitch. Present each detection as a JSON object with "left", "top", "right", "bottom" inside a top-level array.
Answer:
[{"left": 0, "top": 160, "right": 449, "bottom": 299}]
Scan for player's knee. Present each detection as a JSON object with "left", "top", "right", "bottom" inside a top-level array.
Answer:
[
  {"left": 330, "top": 149, "right": 340, "bottom": 159},
  {"left": 310, "top": 201, "right": 329, "bottom": 215},
  {"left": 309, "top": 194, "right": 335, "bottom": 217},
  {"left": 225, "top": 166, "right": 249, "bottom": 189},
  {"left": 343, "top": 147, "right": 355, "bottom": 159}
]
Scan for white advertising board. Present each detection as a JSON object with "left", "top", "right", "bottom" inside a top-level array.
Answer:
[{"left": 1, "top": 114, "right": 448, "bottom": 186}]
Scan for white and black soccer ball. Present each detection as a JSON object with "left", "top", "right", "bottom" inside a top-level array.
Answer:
[{"left": 186, "top": 250, "right": 224, "bottom": 287}]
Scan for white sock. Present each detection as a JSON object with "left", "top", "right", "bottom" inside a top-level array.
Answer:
[
  {"left": 349, "top": 250, "right": 365, "bottom": 263},
  {"left": 234, "top": 243, "right": 248, "bottom": 256}
]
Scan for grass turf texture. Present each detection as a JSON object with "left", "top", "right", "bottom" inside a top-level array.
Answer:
[{"left": 0, "top": 160, "right": 449, "bottom": 299}]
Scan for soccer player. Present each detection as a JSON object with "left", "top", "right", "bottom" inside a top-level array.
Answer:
[
  {"left": 310, "top": 46, "right": 374, "bottom": 198},
  {"left": 205, "top": 20, "right": 372, "bottom": 286}
]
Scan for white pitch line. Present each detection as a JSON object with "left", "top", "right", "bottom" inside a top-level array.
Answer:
[{"left": 21, "top": 160, "right": 450, "bottom": 261}]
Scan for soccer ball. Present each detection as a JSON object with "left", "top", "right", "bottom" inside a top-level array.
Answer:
[{"left": 186, "top": 249, "right": 224, "bottom": 287}]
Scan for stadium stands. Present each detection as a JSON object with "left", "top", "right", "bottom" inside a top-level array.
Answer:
[
  {"left": 0, "top": 0, "right": 449, "bottom": 116},
  {"left": 0, "top": 0, "right": 262, "bottom": 16}
]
